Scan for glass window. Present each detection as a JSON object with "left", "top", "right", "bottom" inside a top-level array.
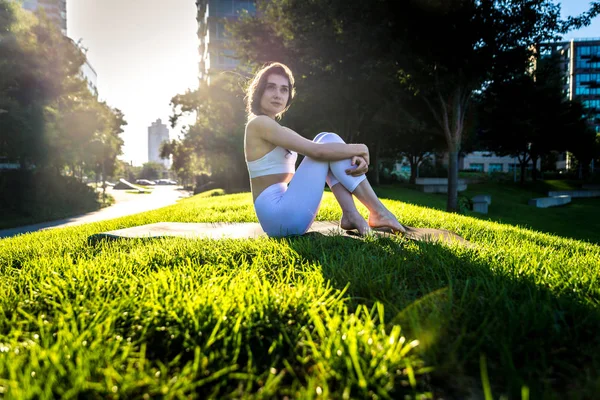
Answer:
[
  {"left": 219, "top": 0, "right": 233, "bottom": 15},
  {"left": 216, "top": 50, "right": 238, "bottom": 67},
  {"left": 488, "top": 163, "right": 503, "bottom": 173},
  {"left": 216, "top": 22, "right": 228, "bottom": 39},
  {"left": 209, "top": 0, "right": 233, "bottom": 16},
  {"left": 469, "top": 163, "right": 484, "bottom": 172}
]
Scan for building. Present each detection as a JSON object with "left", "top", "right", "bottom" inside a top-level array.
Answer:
[
  {"left": 22, "top": 0, "right": 67, "bottom": 35},
  {"left": 458, "top": 152, "right": 539, "bottom": 174},
  {"left": 20, "top": 1, "right": 97, "bottom": 95},
  {"left": 460, "top": 38, "right": 600, "bottom": 173},
  {"left": 148, "top": 119, "right": 171, "bottom": 168},
  {"left": 18, "top": 2, "right": 98, "bottom": 96},
  {"left": 195, "top": 0, "right": 256, "bottom": 84},
  {"left": 535, "top": 38, "right": 600, "bottom": 170},
  {"left": 537, "top": 38, "right": 600, "bottom": 133}
]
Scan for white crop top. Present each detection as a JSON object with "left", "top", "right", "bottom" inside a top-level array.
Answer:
[{"left": 247, "top": 146, "right": 298, "bottom": 178}]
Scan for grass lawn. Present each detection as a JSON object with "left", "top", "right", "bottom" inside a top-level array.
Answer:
[
  {"left": 375, "top": 179, "right": 600, "bottom": 245},
  {"left": 1, "top": 188, "right": 599, "bottom": 399}
]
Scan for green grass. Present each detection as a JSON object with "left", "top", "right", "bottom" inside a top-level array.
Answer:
[
  {"left": 125, "top": 190, "right": 151, "bottom": 194},
  {"left": 1, "top": 189, "right": 599, "bottom": 398},
  {"left": 376, "top": 179, "right": 600, "bottom": 244}
]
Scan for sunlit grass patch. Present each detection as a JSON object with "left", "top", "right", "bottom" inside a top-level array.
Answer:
[{"left": 0, "top": 188, "right": 599, "bottom": 398}]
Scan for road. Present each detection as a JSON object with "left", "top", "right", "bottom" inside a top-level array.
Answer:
[{"left": 0, "top": 185, "right": 192, "bottom": 239}]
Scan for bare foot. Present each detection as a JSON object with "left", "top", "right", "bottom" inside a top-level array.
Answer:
[
  {"left": 368, "top": 209, "right": 407, "bottom": 234},
  {"left": 340, "top": 212, "right": 372, "bottom": 236}
]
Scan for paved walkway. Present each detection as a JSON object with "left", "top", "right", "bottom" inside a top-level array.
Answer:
[{"left": 0, "top": 186, "right": 192, "bottom": 239}]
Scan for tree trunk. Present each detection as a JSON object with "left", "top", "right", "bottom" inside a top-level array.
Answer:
[
  {"left": 520, "top": 161, "right": 527, "bottom": 185},
  {"left": 447, "top": 149, "right": 459, "bottom": 212},
  {"left": 370, "top": 145, "right": 380, "bottom": 186},
  {"left": 531, "top": 155, "right": 539, "bottom": 181},
  {"left": 423, "top": 84, "right": 469, "bottom": 213},
  {"left": 409, "top": 159, "right": 417, "bottom": 184}
]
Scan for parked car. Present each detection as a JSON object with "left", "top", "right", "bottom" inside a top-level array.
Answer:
[
  {"left": 156, "top": 179, "right": 178, "bottom": 185},
  {"left": 135, "top": 179, "right": 156, "bottom": 186}
]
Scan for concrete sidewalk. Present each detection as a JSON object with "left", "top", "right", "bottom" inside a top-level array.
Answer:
[{"left": 0, "top": 186, "right": 192, "bottom": 239}]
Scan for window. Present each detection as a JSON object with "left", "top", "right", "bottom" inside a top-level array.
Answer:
[
  {"left": 488, "top": 163, "right": 503, "bottom": 173},
  {"left": 216, "top": 50, "right": 238, "bottom": 67},
  {"left": 216, "top": 22, "right": 228, "bottom": 39},
  {"left": 469, "top": 163, "right": 484, "bottom": 172},
  {"left": 508, "top": 163, "right": 518, "bottom": 172},
  {"left": 209, "top": 0, "right": 233, "bottom": 16}
]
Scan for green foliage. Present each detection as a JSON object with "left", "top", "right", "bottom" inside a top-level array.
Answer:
[
  {"left": 225, "top": 0, "right": 597, "bottom": 210},
  {"left": 0, "top": 170, "right": 101, "bottom": 228},
  {"left": 139, "top": 162, "right": 166, "bottom": 181},
  {"left": 0, "top": 0, "right": 125, "bottom": 179},
  {"left": 0, "top": 190, "right": 599, "bottom": 398},
  {"left": 476, "top": 56, "right": 595, "bottom": 182},
  {"left": 169, "top": 75, "right": 249, "bottom": 192}
]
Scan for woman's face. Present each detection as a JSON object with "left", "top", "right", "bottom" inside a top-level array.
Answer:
[{"left": 259, "top": 73, "right": 290, "bottom": 118}]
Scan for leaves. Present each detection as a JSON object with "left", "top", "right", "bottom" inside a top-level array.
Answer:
[{"left": 0, "top": 0, "right": 125, "bottom": 179}]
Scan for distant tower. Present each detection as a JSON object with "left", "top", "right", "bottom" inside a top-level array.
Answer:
[
  {"left": 147, "top": 119, "right": 171, "bottom": 168},
  {"left": 22, "top": 0, "right": 67, "bottom": 35}
]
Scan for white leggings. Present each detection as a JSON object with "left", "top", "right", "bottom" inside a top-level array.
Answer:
[{"left": 254, "top": 132, "right": 367, "bottom": 237}]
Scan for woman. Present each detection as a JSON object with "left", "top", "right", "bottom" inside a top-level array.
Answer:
[{"left": 245, "top": 62, "right": 406, "bottom": 237}]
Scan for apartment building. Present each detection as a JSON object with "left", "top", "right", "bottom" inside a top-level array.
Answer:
[
  {"left": 538, "top": 38, "right": 600, "bottom": 134},
  {"left": 195, "top": 0, "right": 256, "bottom": 83}
]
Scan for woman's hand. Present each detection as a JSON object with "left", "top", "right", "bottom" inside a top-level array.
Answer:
[
  {"left": 346, "top": 156, "right": 369, "bottom": 176},
  {"left": 349, "top": 144, "right": 369, "bottom": 165}
]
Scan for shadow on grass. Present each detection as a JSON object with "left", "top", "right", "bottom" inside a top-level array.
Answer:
[
  {"left": 284, "top": 233, "right": 600, "bottom": 399},
  {"left": 374, "top": 183, "right": 600, "bottom": 245}
]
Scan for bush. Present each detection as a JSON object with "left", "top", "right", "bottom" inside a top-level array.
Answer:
[
  {"left": 418, "top": 159, "right": 447, "bottom": 177},
  {"left": 0, "top": 169, "right": 100, "bottom": 221}
]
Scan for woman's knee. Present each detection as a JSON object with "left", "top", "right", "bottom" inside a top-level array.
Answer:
[{"left": 313, "top": 132, "right": 344, "bottom": 144}]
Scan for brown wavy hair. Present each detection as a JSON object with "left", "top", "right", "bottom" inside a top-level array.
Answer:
[{"left": 245, "top": 62, "right": 295, "bottom": 120}]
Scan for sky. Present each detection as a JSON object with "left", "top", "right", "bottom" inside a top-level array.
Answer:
[
  {"left": 67, "top": 0, "right": 599, "bottom": 166},
  {"left": 68, "top": 0, "right": 199, "bottom": 166}
]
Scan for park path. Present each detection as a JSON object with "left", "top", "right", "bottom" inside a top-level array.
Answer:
[{"left": 0, "top": 186, "right": 192, "bottom": 239}]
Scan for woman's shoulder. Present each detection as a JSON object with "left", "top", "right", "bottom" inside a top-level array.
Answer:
[{"left": 246, "top": 115, "right": 279, "bottom": 131}]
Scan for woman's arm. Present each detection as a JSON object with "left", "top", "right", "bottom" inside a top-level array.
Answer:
[{"left": 247, "top": 115, "right": 369, "bottom": 164}]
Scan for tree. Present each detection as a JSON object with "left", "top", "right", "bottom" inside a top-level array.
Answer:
[
  {"left": 373, "top": 91, "right": 446, "bottom": 184},
  {"left": 382, "top": 0, "right": 584, "bottom": 208},
  {"left": 561, "top": 100, "right": 598, "bottom": 179},
  {"left": 476, "top": 54, "right": 595, "bottom": 183},
  {"left": 0, "top": 2, "right": 53, "bottom": 167},
  {"left": 227, "top": 0, "right": 599, "bottom": 210},
  {"left": 0, "top": 1, "right": 125, "bottom": 175},
  {"left": 160, "top": 139, "right": 199, "bottom": 187},
  {"left": 226, "top": 1, "right": 405, "bottom": 184},
  {"left": 170, "top": 74, "right": 249, "bottom": 191},
  {"left": 139, "top": 162, "right": 164, "bottom": 181}
]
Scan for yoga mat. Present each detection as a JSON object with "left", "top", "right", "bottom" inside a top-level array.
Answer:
[{"left": 89, "top": 221, "right": 472, "bottom": 247}]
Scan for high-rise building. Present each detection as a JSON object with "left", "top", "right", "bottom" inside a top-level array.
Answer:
[
  {"left": 538, "top": 38, "right": 600, "bottom": 134},
  {"left": 536, "top": 38, "right": 600, "bottom": 170},
  {"left": 195, "top": 0, "right": 256, "bottom": 84},
  {"left": 22, "top": 0, "right": 67, "bottom": 35},
  {"left": 18, "top": 1, "right": 97, "bottom": 96},
  {"left": 148, "top": 119, "right": 171, "bottom": 168}
]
